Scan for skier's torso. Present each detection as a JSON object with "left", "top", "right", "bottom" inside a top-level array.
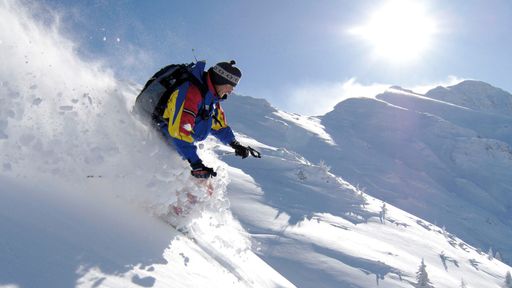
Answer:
[
  {"left": 189, "top": 89, "right": 219, "bottom": 142},
  {"left": 162, "top": 63, "right": 224, "bottom": 144}
]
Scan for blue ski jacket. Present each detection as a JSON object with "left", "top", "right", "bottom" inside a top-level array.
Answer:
[{"left": 159, "top": 61, "right": 235, "bottom": 164}]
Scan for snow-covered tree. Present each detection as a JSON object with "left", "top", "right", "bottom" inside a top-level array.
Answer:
[
  {"left": 358, "top": 191, "right": 366, "bottom": 207},
  {"left": 379, "top": 202, "right": 387, "bottom": 224},
  {"left": 297, "top": 169, "right": 307, "bottom": 181},
  {"left": 460, "top": 278, "right": 467, "bottom": 288},
  {"left": 355, "top": 185, "right": 367, "bottom": 208},
  {"left": 318, "top": 160, "right": 330, "bottom": 173},
  {"left": 495, "top": 251, "right": 503, "bottom": 261},
  {"left": 415, "top": 258, "right": 435, "bottom": 288},
  {"left": 318, "top": 160, "right": 331, "bottom": 182},
  {"left": 488, "top": 247, "right": 494, "bottom": 261},
  {"left": 505, "top": 271, "right": 512, "bottom": 288},
  {"left": 439, "top": 251, "right": 447, "bottom": 271}
]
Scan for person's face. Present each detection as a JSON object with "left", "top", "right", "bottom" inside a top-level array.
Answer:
[{"left": 215, "top": 84, "right": 234, "bottom": 99}]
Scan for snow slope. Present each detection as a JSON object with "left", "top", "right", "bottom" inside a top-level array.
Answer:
[
  {"left": 219, "top": 135, "right": 511, "bottom": 287},
  {"left": 1, "top": 1, "right": 511, "bottom": 288},
  {"left": 0, "top": 175, "right": 284, "bottom": 288},
  {"left": 222, "top": 84, "right": 512, "bottom": 268},
  {"left": 0, "top": 2, "right": 292, "bottom": 287}
]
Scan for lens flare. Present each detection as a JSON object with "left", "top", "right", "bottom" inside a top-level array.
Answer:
[{"left": 350, "top": 0, "right": 438, "bottom": 63}]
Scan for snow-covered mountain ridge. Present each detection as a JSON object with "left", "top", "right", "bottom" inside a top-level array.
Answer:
[
  {"left": 221, "top": 80, "right": 512, "bottom": 270},
  {"left": 426, "top": 80, "right": 512, "bottom": 116}
]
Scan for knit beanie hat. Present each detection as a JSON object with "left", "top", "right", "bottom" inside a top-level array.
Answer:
[{"left": 208, "top": 60, "right": 242, "bottom": 87}]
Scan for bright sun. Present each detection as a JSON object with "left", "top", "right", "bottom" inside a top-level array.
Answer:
[{"left": 350, "top": 0, "right": 438, "bottom": 63}]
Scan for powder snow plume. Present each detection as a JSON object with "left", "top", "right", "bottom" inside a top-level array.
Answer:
[
  {"left": 0, "top": 3, "right": 275, "bottom": 287},
  {"left": 0, "top": 0, "right": 232, "bottom": 227}
]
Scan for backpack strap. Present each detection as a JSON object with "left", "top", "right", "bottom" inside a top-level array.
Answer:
[{"left": 151, "top": 63, "right": 208, "bottom": 124}]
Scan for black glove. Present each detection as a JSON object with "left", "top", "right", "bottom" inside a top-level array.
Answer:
[
  {"left": 230, "top": 140, "right": 250, "bottom": 159},
  {"left": 190, "top": 161, "right": 217, "bottom": 178}
]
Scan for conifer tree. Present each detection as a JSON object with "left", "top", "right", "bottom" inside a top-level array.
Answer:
[
  {"left": 442, "top": 226, "right": 447, "bottom": 238},
  {"left": 495, "top": 251, "right": 502, "bottom": 261},
  {"left": 297, "top": 169, "right": 307, "bottom": 181},
  {"left": 460, "top": 278, "right": 467, "bottom": 288},
  {"left": 505, "top": 271, "right": 512, "bottom": 288},
  {"left": 415, "top": 258, "right": 434, "bottom": 288},
  {"left": 488, "top": 247, "right": 494, "bottom": 261},
  {"left": 379, "top": 202, "right": 387, "bottom": 224}
]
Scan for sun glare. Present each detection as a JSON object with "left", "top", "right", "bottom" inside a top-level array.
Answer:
[{"left": 350, "top": 0, "right": 438, "bottom": 63}]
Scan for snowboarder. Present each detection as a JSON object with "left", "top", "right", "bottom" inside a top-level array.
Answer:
[{"left": 135, "top": 60, "right": 260, "bottom": 179}]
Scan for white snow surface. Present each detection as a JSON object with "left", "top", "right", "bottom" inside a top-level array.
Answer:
[
  {"left": 272, "top": 110, "right": 336, "bottom": 146},
  {"left": 1, "top": 1, "right": 512, "bottom": 288}
]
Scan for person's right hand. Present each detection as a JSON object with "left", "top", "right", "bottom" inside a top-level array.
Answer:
[{"left": 190, "top": 161, "right": 217, "bottom": 178}]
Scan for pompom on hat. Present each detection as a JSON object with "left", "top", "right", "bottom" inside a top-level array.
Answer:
[{"left": 208, "top": 60, "right": 242, "bottom": 87}]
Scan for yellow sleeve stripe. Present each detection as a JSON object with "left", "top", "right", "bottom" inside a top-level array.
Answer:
[
  {"left": 212, "top": 104, "right": 228, "bottom": 131},
  {"left": 164, "top": 90, "right": 194, "bottom": 143}
]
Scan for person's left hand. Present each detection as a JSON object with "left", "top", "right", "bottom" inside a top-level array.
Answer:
[{"left": 190, "top": 161, "right": 217, "bottom": 178}]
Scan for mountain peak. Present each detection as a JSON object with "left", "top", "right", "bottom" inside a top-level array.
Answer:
[
  {"left": 449, "top": 79, "right": 494, "bottom": 90},
  {"left": 425, "top": 80, "right": 512, "bottom": 116}
]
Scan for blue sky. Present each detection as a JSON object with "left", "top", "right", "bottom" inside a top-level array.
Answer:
[{"left": 39, "top": 0, "right": 512, "bottom": 115}]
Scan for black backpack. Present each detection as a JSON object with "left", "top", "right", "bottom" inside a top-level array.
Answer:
[{"left": 134, "top": 62, "right": 208, "bottom": 124}]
